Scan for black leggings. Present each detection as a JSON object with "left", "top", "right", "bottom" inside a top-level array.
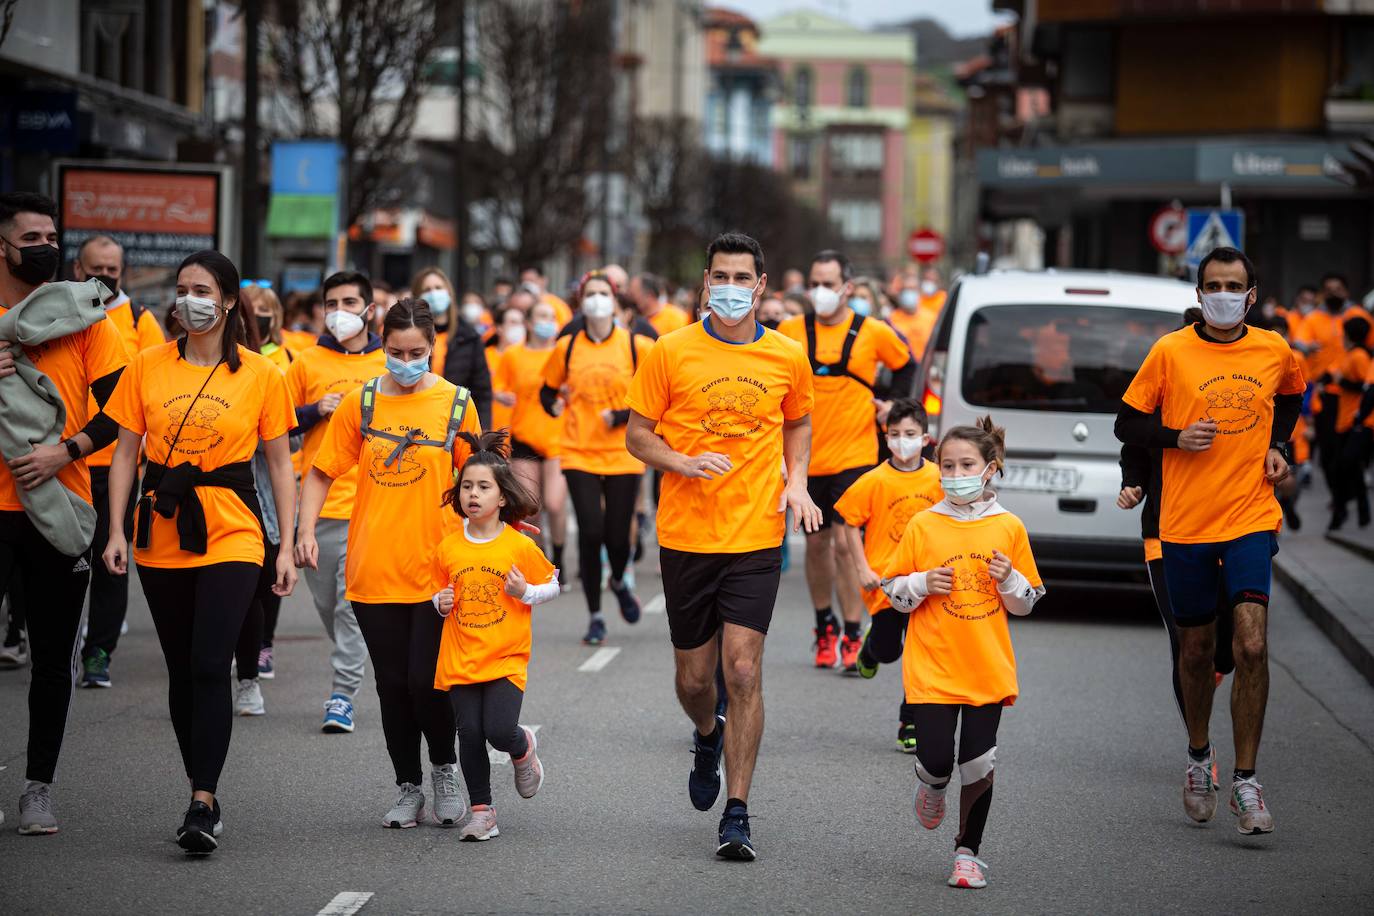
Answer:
[
  {"left": 563, "top": 469, "right": 639, "bottom": 615},
  {"left": 353, "top": 601, "right": 457, "bottom": 786},
  {"left": 0, "top": 512, "right": 91, "bottom": 784},
  {"left": 1146, "top": 558, "right": 1235, "bottom": 726},
  {"left": 911, "top": 704, "right": 1002, "bottom": 856},
  {"left": 234, "top": 541, "right": 281, "bottom": 677},
  {"left": 83, "top": 466, "right": 137, "bottom": 659},
  {"left": 450, "top": 678, "right": 529, "bottom": 807},
  {"left": 862, "top": 607, "right": 918, "bottom": 724},
  {"left": 138, "top": 562, "right": 260, "bottom": 794}
]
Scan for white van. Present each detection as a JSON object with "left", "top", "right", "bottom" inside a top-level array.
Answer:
[{"left": 916, "top": 270, "right": 1197, "bottom": 586}]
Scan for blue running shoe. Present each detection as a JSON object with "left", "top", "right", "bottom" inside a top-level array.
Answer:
[
  {"left": 257, "top": 646, "right": 275, "bottom": 680},
  {"left": 716, "top": 803, "right": 755, "bottom": 861},
  {"left": 583, "top": 617, "right": 608, "bottom": 645},
  {"left": 611, "top": 582, "right": 641, "bottom": 624},
  {"left": 688, "top": 715, "right": 725, "bottom": 811},
  {"left": 322, "top": 693, "right": 355, "bottom": 733}
]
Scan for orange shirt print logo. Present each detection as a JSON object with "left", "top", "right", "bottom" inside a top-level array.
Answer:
[
  {"left": 163, "top": 398, "right": 228, "bottom": 455},
  {"left": 1202, "top": 381, "right": 1260, "bottom": 434},
  {"left": 700, "top": 377, "right": 767, "bottom": 439},
  {"left": 941, "top": 554, "right": 1001, "bottom": 620},
  {"left": 365, "top": 427, "right": 429, "bottom": 488},
  {"left": 887, "top": 499, "right": 919, "bottom": 544},
  {"left": 456, "top": 570, "right": 508, "bottom": 629}
]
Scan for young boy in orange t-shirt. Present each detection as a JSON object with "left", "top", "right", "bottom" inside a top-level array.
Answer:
[
  {"left": 881, "top": 416, "right": 1043, "bottom": 891},
  {"left": 430, "top": 431, "right": 558, "bottom": 841}
]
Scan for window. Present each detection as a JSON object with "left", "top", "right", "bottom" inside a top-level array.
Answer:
[
  {"left": 790, "top": 135, "right": 814, "bottom": 179},
  {"left": 1061, "top": 28, "right": 1113, "bottom": 100},
  {"left": 961, "top": 305, "right": 1178, "bottom": 413},
  {"left": 847, "top": 66, "right": 868, "bottom": 108},
  {"left": 828, "top": 133, "right": 884, "bottom": 173},
  {"left": 793, "top": 65, "right": 813, "bottom": 110},
  {"left": 828, "top": 199, "right": 882, "bottom": 242}
]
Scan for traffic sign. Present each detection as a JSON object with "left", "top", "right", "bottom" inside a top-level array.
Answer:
[
  {"left": 1185, "top": 208, "right": 1244, "bottom": 268},
  {"left": 908, "top": 228, "right": 945, "bottom": 263},
  {"left": 1148, "top": 205, "right": 1187, "bottom": 255}
]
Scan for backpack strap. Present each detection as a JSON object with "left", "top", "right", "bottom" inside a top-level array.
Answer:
[
  {"left": 129, "top": 299, "right": 146, "bottom": 324},
  {"left": 565, "top": 326, "right": 638, "bottom": 374},
  {"left": 563, "top": 328, "right": 579, "bottom": 375},
  {"left": 360, "top": 376, "right": 471, "bottom": 467},
  {"left": 806, "top": 311, "right": 872, "bottom": 391}
]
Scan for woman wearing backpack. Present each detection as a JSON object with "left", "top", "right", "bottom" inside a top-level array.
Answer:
[{"left": 295, "top": 297, "right": 480, "bottom": 830}]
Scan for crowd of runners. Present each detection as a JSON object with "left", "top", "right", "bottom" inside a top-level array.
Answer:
[{"left": 0, "top": 187, "right": 1355, "bottom": 888}]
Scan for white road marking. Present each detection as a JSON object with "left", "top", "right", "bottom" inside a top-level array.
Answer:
[
  {"left": 577, "top": 646, "right": 621, "bottom": 673},
  {"left": 643, "top": 593, "right": 666, "bottom": 615},
  {"left": 316, "top": 892, "right": 374, "bottom": 916},
  {"left": 489, "top": 724, "right": 542, "bottom": 765}
]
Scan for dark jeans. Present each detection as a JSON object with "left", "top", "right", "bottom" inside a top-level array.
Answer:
[
  {"left": 353, "top": 601, "right": 457, "bottom": 786},
  {"left": 138, "top": 561, "right": 260, "bottom": 794},
  {"left": 0, "top": 511, "right": 91, "bottom": 783},
  {"left": 563, "top": 469, "right": 639, "bottom": 615},
  {"left": 82, "top": 465, "right": 138, "bottom": 659},
  {"left": 450, "top": 678, "right": 529, "bottom": 806}
]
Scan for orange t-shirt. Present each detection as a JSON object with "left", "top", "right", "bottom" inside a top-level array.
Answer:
[
  {"left": 0, "top": 306, "right": 128, "bottom": 512},
  {"left": 884, "top": 509, "right": 1041, "bottom": 706},
  {"left": 627, "top": 322, "right": 814, "bottom": 553},
  {"left": 778, "top": 312, "right": 911, "bottom": 475},
  {"left": 485, "top": 345, "right": 513, "bottom": 433},
  {"left": 259, "top": 342, "right": 293, "bottom": 374},
  {"left": 543, "top": 326, "right": 653, "bottom": 476},
  {"left": 542, "top": 293, "right": 574, "bottom": 328},
  {"left": 104, "top": 343, "right": 296, "bottom": 568},
  {"left": 494, "top": 344, "right": 562, "bottom": 458},
  {"left": 646, "top": 304, "right": 691, "bottom": 337},
  {"left": 1295, "top": 310, "right": 1342, "bottom": 381},
  {"left": 1123, "top": 325, "right": 1306, "bottom": 544},
  {"left": 283, "top": 329, "right": 320, "bottom": 354},
  {"left": 86, "top": 299, "right": 165, "bottom": 468},
  {"left": 431, "top": 329, "right": 449, "bottom": 374},
  {"left": 430, "top": 522, "right": 556, "bottom": 691},
  {"left": 1331, "top": 347, "right": 1372, "bottom": 433},
  {"left": 888, "top": 293, "right": 944, "bottom": 357},
  {"left": 312, "top": 378, "right": 479, "bottom": 603},
  {"left": 834, "top": 459, "right": 944, "bottom": 614},
  {"left": 285, "top": 343, "right": 388, "bottom": 520}
]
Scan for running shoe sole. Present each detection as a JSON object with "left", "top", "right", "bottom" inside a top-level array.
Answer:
[
  {"left": 16, "top": 823, "right": 58, "bottom": 836},
  {"left": 383, "top": 814, "right": 422, "bottom": 829},
  {"left": 716, "top": 840, "right": 756, "bottom": 861},
  {"left": 322, "top": 720, "right": 355, "bottom": 734},
  {"left": 82, "top": 677, "right": 111, "bottom": 688},
  {"left": 177, "top": 828, "right": 218, "bottom": 855},
  {"left": 461, "top": 827, "right": 500, "bottom": 841}
]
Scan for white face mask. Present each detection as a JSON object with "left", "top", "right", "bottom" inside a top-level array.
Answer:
[
  {"left": 1200, "top": 290, "right": 1251, "bottom": 330},
  {"left": 175, "top": 294, "right": 221, "bottom": 333},
  {"left": 920, "top": 280, "right": 939, "bottom": 297},
  {"left": 887, "top": 436, "right": 925, "bottom": 461},
  {"left": 324, "top": 308, "right": 366, "bottom": 341},
  {"left": 583, "top": 293, "right": 615, "bottom": 320},
  {"left": 810, "top": 284, "right": 841, "bottom": 317},
  {"left": 460, "top": 301, "right": 486, "bottom": 326},
  {"left": 502, "top": 323, "right": 526, "bottom": 346}
]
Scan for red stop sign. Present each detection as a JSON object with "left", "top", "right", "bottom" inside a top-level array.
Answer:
[{"left": 908, "top": 228, "right": 945, "bottom": 263}]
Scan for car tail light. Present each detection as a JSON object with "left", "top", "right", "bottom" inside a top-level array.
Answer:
[{"left": 923, "top": 387, "right": 942, "bottom": 417}]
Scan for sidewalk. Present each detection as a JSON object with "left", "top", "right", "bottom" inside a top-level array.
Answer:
[{"left": 1272, "top": 477, "right": 1374, "bottom": 687}]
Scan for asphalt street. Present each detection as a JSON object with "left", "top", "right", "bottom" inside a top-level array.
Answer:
[{"left": 2, "top": 532, "right": 1373, "bottom": 915}]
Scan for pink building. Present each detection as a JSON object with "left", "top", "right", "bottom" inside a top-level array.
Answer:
[{"left": 758, "top": 10, "right": 914, "bottom": 270}]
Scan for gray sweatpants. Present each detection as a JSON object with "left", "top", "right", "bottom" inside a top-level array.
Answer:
[{"left": 302, "top": 517, "right": 365, "bottom": 698}]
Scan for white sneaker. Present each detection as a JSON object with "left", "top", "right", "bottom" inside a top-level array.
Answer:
[
  {"left": 0, "top": 633, "right": 28, "bottom": 668},
  {"left": 430, "top": 763, "right": 468, "bottom": 827},
  {"left": 948, "top": 851, "right": 988, "bottom": 889},
  {"left": 1230, "top": 776, "right": 1274, "bottom": 835},
  {"left": 383, "top": 783, "right": 425, "bottom": 828},
  {"left": 1183, "top": 746, "right": 1218, "bottom": 823},
  {"left": 234, "top": 679, "right": 265, "bottom": 716},
  {"left": 17, "top": 782, "right": 58, "bottom": 835}
]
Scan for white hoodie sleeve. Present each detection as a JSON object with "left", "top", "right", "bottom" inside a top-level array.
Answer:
[
  {"left": 997, "top": 568, "right": 1044, "bottom": 616},
  {"left": 881, "top": 572, "right": 930, "bottom": 614},
  {"left": 521, "top": 576, "right": 561, "bottom": 607}
]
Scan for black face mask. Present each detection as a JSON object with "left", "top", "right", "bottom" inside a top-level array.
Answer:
[
  {"left": 3, "top": 238, "right": 59, "bottom": 286},
  {"left": 255, "top": 315, "right": 274, "bottom": 340},
  {"left": 1325, "top": 295, "right": 1346, "bottom": 313},
  {"left": 760, "top": 318, "right": 781, "bottom": 330},
  {"left": 94, "top": 273, "right": 120, "bottom": 299}
]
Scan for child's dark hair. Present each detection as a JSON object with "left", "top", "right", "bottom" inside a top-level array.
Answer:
[
  {"left": 937, "top": 415, "right": 1006, "bottom": 473},
  {"left": 384, "top": 296, "right": 436, "bottom": 344},
  {"left": 442, "top": 430, "right": 540, "bottom": 523},
  {"left": 1344, "top": 316, "right": 1370, "bottom": 347},
  {"left": 885, "top": 397, "right": 928, "bottom": 432}
]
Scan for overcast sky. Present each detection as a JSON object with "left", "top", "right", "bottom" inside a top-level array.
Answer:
[{"left": 735, "top": 0, "right": 1014, "bottom": 36}]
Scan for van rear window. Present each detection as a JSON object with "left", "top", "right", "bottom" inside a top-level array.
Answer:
[{"left": 961, "top": 305, "right": 1180, "bottom": 413}]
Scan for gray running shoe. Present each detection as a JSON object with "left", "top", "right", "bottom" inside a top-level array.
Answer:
[
  {"left": 234, "top": 679, "right": 265, "bottom": 716},
  {"left": 460, "top": 806, "right": 499, "bottom": 841},
  {"left": 382, "top": 783, "right": 425, "bottom": 828},
  {"left": 1230, "top": 777, "right": 1274, "bottom": 835},
  {"left": 512, "top": 726, "right": 544, "bottom": 799},
  {"left": 431, "top": 763, "right": 467, "bottom": 827},
  {"left": 17, "top": 783, "right": 58, "bottom": 835},
  {"left": 1183, "top": 747, "right": 1218, "bottom": 823}
]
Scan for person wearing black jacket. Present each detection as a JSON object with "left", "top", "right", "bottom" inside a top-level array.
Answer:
[{"left": 441, "top": 316, "right": 493, "bottom": 429}]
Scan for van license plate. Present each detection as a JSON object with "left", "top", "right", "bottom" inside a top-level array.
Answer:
[{"left": 1000, "top": 463, "right": 1081, "bottom": 494}]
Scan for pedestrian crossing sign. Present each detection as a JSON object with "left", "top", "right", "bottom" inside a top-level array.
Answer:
[{"left": 1185, "top": 209, "right": 1245, "bottom": 268}]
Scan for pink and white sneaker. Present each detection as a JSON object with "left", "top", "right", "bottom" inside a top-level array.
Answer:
[
  {"left": 459, "top": 805, "right": 499, "bottom": 841},
  {"left": 914, "top": 781, "right": 947, "bottom": 830},
  {"left": 512, "top": 726, "right": 544, "bottom": 799},
  {"left": 948, "top": 852, "right": 988, "bottom": 889}
]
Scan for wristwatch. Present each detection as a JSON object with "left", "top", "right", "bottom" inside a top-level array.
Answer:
[
  {"left": 64, "top": 438, "right": 81, "bottom": 461},
  {"left": 1269, "top": 441, "right": 1288, "bottom": 460}
]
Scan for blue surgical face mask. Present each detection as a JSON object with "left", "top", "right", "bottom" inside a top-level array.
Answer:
[
  {"left": 850, "top": 296, "right": 872, "bottom": 317},
  {"left": 532, "top": 319, "right": 558, "bottom": 340},
  {"left": 898, "top": 289, "right": 919, "bottom": 310},
  {"left": 386, "top": 353, "right": 429, "bottom": 387},
  {"left": 707, "top": 280, "right": 758, "bottom": 325},
  {"left": 941, "top": 464, "right": 993, "bottom": 504},
  {"left": 421, "top": 289, "right": 451, "bottom": 313}
]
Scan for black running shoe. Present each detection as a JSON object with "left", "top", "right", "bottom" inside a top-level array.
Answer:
[
  {"left": 611, "top": 582, "right": 641, "bottom": 624},
  {"left": 716, "top": 803, "right": 756, "bottom": 861},
  {"left": 688, "top": 715, "right": 725, "bottom": 811},
  {"left": 177, "top": 801, "right": 220, "bottom": 855}
]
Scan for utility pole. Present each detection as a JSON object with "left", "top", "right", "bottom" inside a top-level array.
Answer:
[
  {"left": 455, "top": 0, "right": 470, "bottom": 291},
  {"left": 240, "top": 0, "right": 261, "bottom": 278}
]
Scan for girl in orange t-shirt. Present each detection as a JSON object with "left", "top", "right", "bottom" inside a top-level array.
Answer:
[
  {"left": 430, "top": 431, "right": 558, "bottom": 841},
  {"left": 880, "top": 416, "right": 1044, "bottom": 891},
  {"left": 102, "top": 250, "right": 298, "bottom": 856}
]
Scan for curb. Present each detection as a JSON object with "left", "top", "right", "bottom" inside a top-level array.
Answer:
[
  {"left": 1326, "top": 532, "right": 1374, "bottom": 563},
  {"left": 1272, "top": 552, "right": 1374, "bottom": 688}
]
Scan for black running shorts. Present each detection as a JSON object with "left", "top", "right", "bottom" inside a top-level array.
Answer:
[
  {"left": 806, "top": 465, "right": 873, "bottom": 530},
  {"left": 509, "top": 435, "right": 545, "bottom": 463},
  {"left": 661, "top": 546, "right": 782, "bottom": 650}
]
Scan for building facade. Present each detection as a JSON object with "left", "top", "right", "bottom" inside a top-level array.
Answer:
[
  {"left": 704, "top": 8, "right": 777, "bottom": 166},
  {"left": 758, "top": 10, "right": 914, "bottom": 272}
]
